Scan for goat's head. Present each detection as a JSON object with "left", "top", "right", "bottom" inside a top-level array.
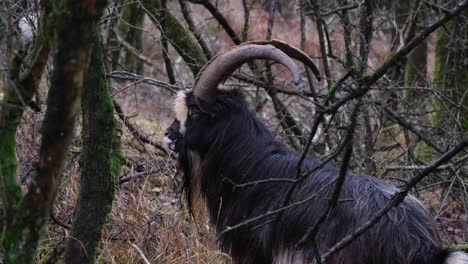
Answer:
[{"left": 163, "top": 40, "right": 320, "bottom": 155}]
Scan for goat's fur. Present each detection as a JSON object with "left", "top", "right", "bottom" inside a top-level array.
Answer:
[
  {"left": 164, "top": 90, "right": 468, "bottom": 264},
  {"left": 164, "top": 40, "right": 468, "bottom": 263}
]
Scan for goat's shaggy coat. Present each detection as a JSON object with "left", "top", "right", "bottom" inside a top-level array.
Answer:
[{"left": 163, "top": 41, "right": 468, "bottom": 264}]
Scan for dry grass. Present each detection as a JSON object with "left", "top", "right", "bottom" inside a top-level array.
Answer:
[
  {"left": 3, "top": 1, "right": 467, "bottom": 263},
  {"left": 12, "top": 84, "right": 232, "bottom": 263}
]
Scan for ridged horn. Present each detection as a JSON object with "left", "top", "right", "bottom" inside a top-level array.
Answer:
[
  {"left": 193, "top": 41, "right": 309, "bottom": 104},
  {"left": 246, "top": 39, "right": 321, "bottom": 81}
]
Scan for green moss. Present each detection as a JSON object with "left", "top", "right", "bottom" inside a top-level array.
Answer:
[
  {"left": 0, "top": 130, "right": 22, "bottom": 203},
  {"left": 432, "top": 27, "right": 450, "bottom": 126},
  {"left": 2, "top": 0, "right": 107, "bottom": 262},
  {"left": 143, "top": 0, "right": 207, "bottom": 76},
  {"left": 64, "top": 31, "right": 124, "bottom": 264},
  {"left": 110, "top": 134, "right": 125, "bottom": 181},
  {"left": 136, "top": 119, "right": 162, "bottom": 131},
  {"left": 361, "top": 74, "right": 371, "bottom": 86},
  {"left": 163, "top": 11, "right": 207, "bottom": 76},
  {"left": 452, "top": 244, "right": 468, "bottom": 250},
  {"left": 414, "top": 141, "right": 437, "bottom": 162},
  {"left": 432, "top": 19, "right": 468, "bottom": 132}
]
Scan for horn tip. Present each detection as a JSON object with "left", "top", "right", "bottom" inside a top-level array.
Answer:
[{"left": 293, "top": 73, "right": 301, "bottom": 85}]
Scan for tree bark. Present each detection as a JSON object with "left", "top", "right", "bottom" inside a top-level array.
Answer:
[
  {"left": 0, "top": 0, "right": 51, "bottom": 229},
  {"left": 432, "top": 11, "right": 468, "bottom": 134},
  {"left": 141, "top": 0, "right": 207, "bottom": 76},
  {"left": 121, "top": 0, "right": 145, "bottom": 74},
  {"left": 64, "top": 31, "right": 124, "bottom": 264},
  {"left": 1, "top": 0, "right": 107, "bottom": 263}
]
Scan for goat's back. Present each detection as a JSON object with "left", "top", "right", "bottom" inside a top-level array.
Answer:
[{"left": 214, "top": 153, "right": 446, "bottom": 264}]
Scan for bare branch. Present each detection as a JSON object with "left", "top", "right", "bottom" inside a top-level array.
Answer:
[
  {"left": 113, "top": 99, "right": 168, "bottom": 154},
  {"left": 320, "top": 136, "right": 468, "bottom": 261},
  {"left": 186, "top": 0, "right": 241, "bottom": 44}
]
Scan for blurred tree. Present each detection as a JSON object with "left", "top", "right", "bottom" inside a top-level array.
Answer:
[
  {"left": 386, "top": 1, "right": 428, "bottom": 110},
  {"left": 400, "top": 1, "right": 430, "bottom": 153},
  {"left": 120, "top": 0, "right": 145, "bottom": 74},
  {"left": 404, "top": 2, "right": 428, "bottom": 91},
  {"left": 432, "top": 10, "right": 468, "bottom": 144}
]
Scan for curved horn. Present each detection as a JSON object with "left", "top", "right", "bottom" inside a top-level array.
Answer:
[
  {"left": 246, "top": 39, "right": 321, "bottom": 81},
  {"left": 193, "top": 43, "right": 303, "bottom": 104}
]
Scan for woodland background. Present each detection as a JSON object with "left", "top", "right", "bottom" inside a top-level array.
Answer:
[{"left": 0, "top": 0, "right": 467, "bottom": 263}]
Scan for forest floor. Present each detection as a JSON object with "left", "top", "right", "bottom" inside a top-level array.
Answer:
[{"left": 3, "top": 1, "right": 467, "bottom": 263}]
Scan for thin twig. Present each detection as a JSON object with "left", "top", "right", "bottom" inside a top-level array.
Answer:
[
  {"left": 49, "top": 212, "right": 71, "bottom": 230},
  {"left": 218, "top": 179, "right": 337, "bottom": 239},
  {"left": 372, "top": 100, "right": 443, "bottom": 153},
  {"left": 308, "top": 0, "right": 332, "bottom": 88},
  {"left": 320, "top": 136, "right": 468, "bottom": 261},
  {"left": 113, "top": 28, "right": 153, "bottom": 66},
  {"left": 322, "top": 1, "right": 468, "bottom": 114},
  {"left": 304, "top": 3, "right": 360, "bottom": 16},
  {"left": 187, "top": 0, "right": 241, "bottom": 44},
  {"left": 296, "top": 100, "right": 361, "bottom": 249},
  {"left": 109, "top": 71, "right": 180, "bottom": 93},
  {"left": 178, "top": 0, "right": 212, "bottom": 59},
  {"left": 113, "top": 99, "right": 168, "bottom": 154},
  {"left": 160, "top": 0, "right": 177, "bottom": 85}
]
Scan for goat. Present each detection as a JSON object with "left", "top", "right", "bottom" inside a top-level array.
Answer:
[{"left": 163, "top": 40, "right": 468, "bottom": 264}]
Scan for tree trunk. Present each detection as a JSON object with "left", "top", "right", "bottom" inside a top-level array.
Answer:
[
  {"left": 0, "top": 0, "right": 51, "bottom": 231},
  {"left": 0, "top": 0, "right": 107, "bottom": 263},
  {"left": 432, "top": 11, "right": 468, "bottom": 137},
  {"left": 414, "top": 10, "right": 467, "bottom": 160},
  {"left": 402, "top": 1, "right": 429, "bottom": 151},
  {"left": 141, "top": 0, "right": 207, "bottom": 76},
  {"left": 121, "top": 0, "right": 145, "bottom": 74},
  {"left": 0, "top": 0, "right": 51, "bottom": 260},
  {"left": 64, "top": 31, "right": 124, "bottom": 264}
]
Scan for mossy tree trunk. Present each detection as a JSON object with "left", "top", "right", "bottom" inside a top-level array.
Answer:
[
  {"left": 402, "top": 3, "right": 429, "bottom": 151},
  {"left": 386, "top": 1, "right": 427, "bottom": 111},
  {"left": 121, "top": 0, "right": 145, "bottom": 74},
  {"left": 0, "top": 0, "right": 107, "bottom": 263},
  {"left": 404, "top": 43, "right": 427, "bottom": 89},
  {"left": 406, "top": 38, "right": 429, "bottom": 156},
  {"left": 382, "top": 2, "right": 409, "bottom": 110},
  {"left": 141, "top": 0, "right": 207, "bottom": 76},
  {"left": 0, "top": 0, "right": 51, "bottom": 229},
  {"left": 64, "top": 31, "right": 124, "bottom": 264},
  {"left": 415, "top": 10, "right": 467, "bottom": 160},
  {"left": 0, "top": 0, "right": 52, "bottom": 259},
  {"left": 432, "top": 11, "right": 468, "bottom": 136}
]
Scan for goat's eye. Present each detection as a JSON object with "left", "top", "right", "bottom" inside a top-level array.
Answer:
[{"left": 189, "top": 109, "right": 201, "bottom": 119}]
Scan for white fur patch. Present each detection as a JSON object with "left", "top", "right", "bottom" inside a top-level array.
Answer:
[
  {"left": 273, "top": 249, "right": 308, "bottom": 264},
  {"left": 445, "top": 251, "right": 468, "bottom": 264},
  {"left": 173, "top": 91, "right": 188, "bottom": 133}
]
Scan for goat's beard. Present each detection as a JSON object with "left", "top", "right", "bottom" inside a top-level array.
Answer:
[{"left": 179, "top": 149, "right": 206, "bottom": 222}]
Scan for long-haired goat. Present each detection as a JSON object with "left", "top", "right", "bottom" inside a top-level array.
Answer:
[{"left": 163, "top": 40, "right": 468, "bottom": 264}]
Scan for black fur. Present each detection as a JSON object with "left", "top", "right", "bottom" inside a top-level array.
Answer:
[{"left": 166, "top": 90, "right": 460, "bottom": 264}]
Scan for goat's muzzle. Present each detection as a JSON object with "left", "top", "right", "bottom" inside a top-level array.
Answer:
[{"left": 164, "top": 119, "right": 182, "bottom": 152}]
